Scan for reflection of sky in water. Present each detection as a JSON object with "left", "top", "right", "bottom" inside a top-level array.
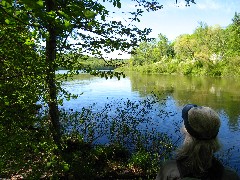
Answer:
[
  {"left": 60, "top": 73, "right": 240, "bottom": 175},
  {"left": 61, "top": 77, "right": 140, "bottom": 110}
]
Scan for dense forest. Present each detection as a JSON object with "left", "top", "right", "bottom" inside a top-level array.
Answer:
[{"left": 119, "top": 13, "right": 240, "bottom": 77}]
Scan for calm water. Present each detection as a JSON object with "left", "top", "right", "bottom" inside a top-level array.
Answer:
[{"left": 58, "top": 70, "right": 240, "bottom": 174}]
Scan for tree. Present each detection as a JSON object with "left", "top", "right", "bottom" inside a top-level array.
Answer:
[
  {"left": 131, "top": 33, "right": 173, "bottom": 65},
  {"left": 1, "top": 0, "right": 166, "bottom": 146},
  {"left": 193, "top": 23, "right": 226, "bottom": 62},
  {"left": 1, "top": 0, "right": 196, "bottom": 144},
  {"left": 223, "top": 12, "right": 240, "bottom": 75},
  {"left": 174, "top": 34, "right": 197, "bottom": 60},
  {"left": 226, "top": 12, "right": 240, "bottom": 57},
  {"left": 153, "top": 33, "right": 173, "bottom": 61},
  {"left": 132, "top": 41, "right": 155, "bottom": 65},
  {"left": 0, "top": 0, "right": 197, "bottom": 177},
  {"left": 0, "top": 12, "right": 48, "bottom": 177}
]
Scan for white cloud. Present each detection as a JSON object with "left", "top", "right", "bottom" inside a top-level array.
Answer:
[
  {"left": 194, "top": 0, "right": 240, "bottom": 14},
  {"left": 196, "top": 0, "right": 222, "bottom": 10},
  {"left": 163, "top": 0, "right": 225, "bottom": 11}
]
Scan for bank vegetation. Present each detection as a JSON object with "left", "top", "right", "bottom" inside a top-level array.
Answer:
[{"left": 118, "top": 13, "right": 240, "bottom": 77}]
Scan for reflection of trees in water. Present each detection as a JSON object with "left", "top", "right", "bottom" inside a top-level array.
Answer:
[
  {"left": 127, "top": 73, "right": 240, "bottom": 128},
  {"left": 129, "top": 73, "right": 175, "bottom": 99}
]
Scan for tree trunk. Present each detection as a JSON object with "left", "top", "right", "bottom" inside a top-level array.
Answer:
[{"left": 46, "top": 0, "right": 61, "bottom": 146}]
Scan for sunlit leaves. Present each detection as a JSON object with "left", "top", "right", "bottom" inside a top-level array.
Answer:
[
  {"left": 0, "top": 0, "right": 164, "bottom": 64},
  {"left": 24, "top": 38, "right": 34, "bottom": 45},
  {"left": 226, "top": 12, "right": 240, "bottom": 57},
  {"left": 60, "top": 94, "right": 174, "bottom": 152},
  {"left": 37, "top": 0, "right": 44, "bottom": 7},
  {"left": 83, "top": 10, "right": 96, "bottom": 19},
  {"left": 0, "top": 0, "right": 192, "bottom": 177},
  {"left": 0, "top": 0, "right": 12, "bottom": 8},
  {"left": 128, "top": 11, "right": 240, "bottom": 77},
  {"left": 174, "top": 34, "right": 196, "bottom": 60},
  {"left": 131, "top": 34, "right": 173, "bottom": 66},
  {"left": 57, "top": 10, "right": 69, "bottom": 20},
  {"left": 64, "top": 20, "right": 71, "bottom": 28},
  {"left": 4, "top": 19, "right": 10, "bottom": 24}
]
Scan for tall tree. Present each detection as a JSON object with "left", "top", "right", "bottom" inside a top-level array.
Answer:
[
  {"left": 132, "top": 33, "right": 172, "bottom": 65},
  {"left": 193, "top": 23, "right": 226, "bottom": 61},
  {"left": 0, "top": 0, "right": 165, "bottom": 145},
  {"left": 132, "top": 41, "right": 154, "bottom": 65},
  {"left": 0, "top": 0, "right": 197, "bottom": 177},
  {"left": 153, "top": 33, "right": 172, "bottom": 60},
  {"left": 174, "top": 34, "right": 197, "bottom": 60},
  {"left": 226, "top": 12, "right": 240, "bottom": 57}
]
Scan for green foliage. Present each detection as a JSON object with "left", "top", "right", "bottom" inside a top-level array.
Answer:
[
  {"left": 128, "top": 150, "right": 158, "bottom": 174},
  {"left": 225, "top": 13, "right": 240, "bottom": 58},
  {"left": 0, "top": 115, "right": 67, "bottom": 178},
  {"left": 0, "top": 0, "right": 167, "bottom": 148},
  {"left": 123, "top": 13, "right": 240, "bottom": 77},
  {"left": 0, "top": 96, "right": 176, "bottom": 178},
  {"left": 0, "top": 0, "right": 164, "bottom": 177},
  {"left": 57, "top": 53, "right": 127, "bottom": 71},
  {"left": 132, "top": 34, "right": 174, "bottom": 66},
  {"left": 0, "top": 11, "right": 48, "bottom": 178},
  {"left": 58, "top": 96, "right": 176, "bottom": 179}
]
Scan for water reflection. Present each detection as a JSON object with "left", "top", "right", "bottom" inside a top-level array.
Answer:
[
  {"left": 128, "top": 73, "right": 240, "bottom": 129},
  {"left": 60, "top": 71, "right": 240, "bottom": 173}
]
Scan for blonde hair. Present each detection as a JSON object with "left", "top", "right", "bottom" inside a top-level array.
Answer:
[{"left": 177, "top": 106, "right": 221, "bottom": 174}]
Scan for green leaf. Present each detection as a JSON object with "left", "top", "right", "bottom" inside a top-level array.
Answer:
[
  {"left": 5, "top": 101, "right": 9, "bottom": 106},
  {"left": 25, "top": 38, "right": 33, "bottom": 45},
  {"left": 64, "top": 20, "right": 71, "bottom": 28},
  {"left": 63, "top": 163, "right": 70, "bottom": 172},
  {"left": 15, "top": 10, "right": 21, "bottom": 16},
  {"left": 5, "top": 19, "right": 10, "bottom": 24},
  {"left": 58, "top": 10, "right": 69, "bottom": 19},
  {"left": 1, "top": 0, "right": 6, "bottom": 6},
  {"left": 117, "top": 1, "right": 121, "bottom": 8},
  {"left": 32, "top": 30, "right": 37, "bottom": 37},
  {"left": 88, "top": 22, "right": 94, "bottom": 27},
  {"left": 58, "top": 99, "right": 63, "bottom": 106},
  {"left": 47, "top": 162, "right": 52, "bottom": 168},
  {"left": 84, "top": 10, "right": 96, "bottom": 19},
  {"left": 1, "top": 0, "right": 11, "bottom": 8},
  {"left": 37, "top": 0, "right": 44, "bottom": 7}
]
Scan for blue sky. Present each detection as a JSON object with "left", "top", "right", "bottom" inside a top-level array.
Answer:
[
  {"left": 105, "top": 0, "right": 240, "bottom": 59},
  {"left": 136, "top": 0, "right": 240, "bottom": 40}
]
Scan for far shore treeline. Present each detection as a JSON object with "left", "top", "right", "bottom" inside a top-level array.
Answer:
[
  {"left": 123, "top": 13, "right": 240, "bottom": 77},
  {"left": 73, "top": 13, "right": 240, "bottom": 77},
  {"left": 57, "top": 55, "right": 128, "bottom": 71}
]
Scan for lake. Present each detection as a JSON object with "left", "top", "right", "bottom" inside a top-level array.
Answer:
[{"left": 58, "top": 70, "right": 240, "bottom": 174}]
